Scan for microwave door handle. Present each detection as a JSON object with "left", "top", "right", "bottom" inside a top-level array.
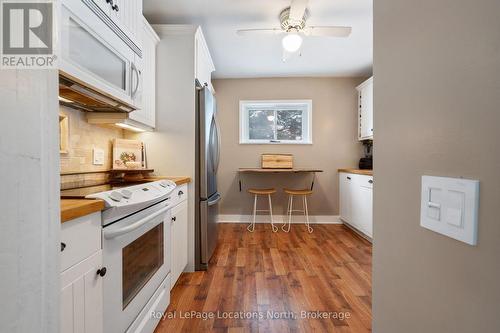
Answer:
[
  {"left": 131, "top": 62, "right": 140, "bottom": 98},
  {"left": 103, "top": 206, "right": 169, "bottom": 239}
]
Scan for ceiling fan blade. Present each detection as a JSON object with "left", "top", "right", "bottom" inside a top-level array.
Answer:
[
  {"left": 304, "top": 26, "right": 352, "bottom": 37},
  {"left": 236, "top": 28, "right": 284, "bottom": 36},
  {"left": 289, "top": 0, "right": 309, "bottom": 22}
]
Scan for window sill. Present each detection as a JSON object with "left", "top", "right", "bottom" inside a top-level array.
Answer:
[{"left": 239, "top": 141, "right": 313, "bottom": 145}]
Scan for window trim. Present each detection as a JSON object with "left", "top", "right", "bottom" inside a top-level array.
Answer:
[{"left": 239, "top": 100, "right": 313, "bottom": 145}]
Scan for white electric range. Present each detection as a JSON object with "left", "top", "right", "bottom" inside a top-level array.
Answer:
[{"left": 84, "top": 180, "right": 177, "bottom": 333}]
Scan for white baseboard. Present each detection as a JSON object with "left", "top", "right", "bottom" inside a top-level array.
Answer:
[{"left": 217, "top": 214, "right": 342, "bottom": 224}]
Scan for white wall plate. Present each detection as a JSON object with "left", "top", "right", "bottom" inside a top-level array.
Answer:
[{"left": 420, "top": 176, "right": 479, "bottom": 245}]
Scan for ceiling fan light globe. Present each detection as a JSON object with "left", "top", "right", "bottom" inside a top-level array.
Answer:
[{"left": 282, "top": 33, "right": 303, "bottom": 53}]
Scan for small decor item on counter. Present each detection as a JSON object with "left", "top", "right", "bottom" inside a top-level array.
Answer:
[
  {"left": 113, "top": 139, "right": 143, "bottom": 170},
  {"left": 125, "top": 161, "right": 142, "bottom": 169},
  {"left": 261, "top": 154, "right": 293, "bottom": 169}
]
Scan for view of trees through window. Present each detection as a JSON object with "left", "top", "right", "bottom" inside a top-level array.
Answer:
[{"left": 248, "top": 109, "right": 303, "bottom": 141}]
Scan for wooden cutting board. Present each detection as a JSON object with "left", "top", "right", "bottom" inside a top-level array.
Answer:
[{"left": 261, "top": 154, "right": 293, "bottom": 169}]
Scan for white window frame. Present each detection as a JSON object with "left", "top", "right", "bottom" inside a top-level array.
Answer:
[{"left": 239, "top": 100, "right": 313, "bottom": 144}]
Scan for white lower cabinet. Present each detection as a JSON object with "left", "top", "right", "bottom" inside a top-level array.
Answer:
[
  {"left": 170, "top": 186, "right": 189, "bottom": 290},
  {"left": 339, "top": 172, "right": 373, "bottom": 238},
  {"left": 60, "top": 212, "right": 104, "bottom": 333},
  {"left": 60, "top": 250, "right": 104, "bottom": 333}
]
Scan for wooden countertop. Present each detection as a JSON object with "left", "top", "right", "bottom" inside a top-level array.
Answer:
[
  {"left": 61, "top": 199, "right": 104, "bottom": 223},
  {"left": 338, "top": 168, "right": 373, "bottom": 176},
  {"left": 142, "top": 176, "right": 191, "bottom": 185},
  {"left": 239, "top": 168, "right": 323, "bottom": 173}
]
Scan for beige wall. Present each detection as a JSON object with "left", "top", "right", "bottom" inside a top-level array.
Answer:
[
  {"left": 373, "top": 0, "right": 500, "bottom": 332},
  {"left": 213, "top": 77, "right": 365, "bottom": 217}
]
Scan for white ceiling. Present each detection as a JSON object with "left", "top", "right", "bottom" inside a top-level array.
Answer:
[{"left": 143, "top": 0, "right": 373, "bottom": 78}]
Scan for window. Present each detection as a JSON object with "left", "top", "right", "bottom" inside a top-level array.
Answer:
[{"left": 239, "top": 100, "right": 312, "bottom": 144}]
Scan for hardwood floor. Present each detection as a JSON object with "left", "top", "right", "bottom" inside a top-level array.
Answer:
[{"left": 155, "top": 223, "right": 372, "bottom": 333}]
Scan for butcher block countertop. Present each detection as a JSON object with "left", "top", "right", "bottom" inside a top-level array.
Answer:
[
  {"left": 338, "top": 168, "right": 373, "bottom": 176},
  {"left": 143, "top": 176, "right": 191, "bottom": 186},
  {"left": 61, "top": 199, "right": 105, "bottom": 223}
]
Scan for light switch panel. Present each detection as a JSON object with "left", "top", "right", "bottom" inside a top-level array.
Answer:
[
  {"left": 420, "top": 176, "right": 479, "bottom": 245},
  {"left": 93, "top": 148, "right": 105, "bottom": 165}
]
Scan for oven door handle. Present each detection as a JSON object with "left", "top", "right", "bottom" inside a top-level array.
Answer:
[{"left": 103, "top": 206, "right": 170, "bottom": 239}]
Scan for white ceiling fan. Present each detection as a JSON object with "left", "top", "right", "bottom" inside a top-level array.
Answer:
[{"left": 236, "top": 0, "right": 352, "bottom": 61}]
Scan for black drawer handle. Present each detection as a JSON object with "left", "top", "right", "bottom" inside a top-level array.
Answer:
[
  {"left": 368, "top": 180, "right": 373, "bottom": 184},
  {"left": 347, "top": 177, "right": 351, "bottom": 180},
  {"left": 97, "top": 267, "right": 107, "bottom": 277},
  {"left": 178, "top": 190, "right": 184, "bottom": 196},
  {"left": 60, "top": 242, "right": 66, "bottom": 252},
  {"left": 172, "top": 216, "right": 177, "bottom": 222}
]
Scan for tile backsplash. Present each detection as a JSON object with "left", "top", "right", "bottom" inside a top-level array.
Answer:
[{"left": 60, "top": 106, "right": 123, "bottom": 189}]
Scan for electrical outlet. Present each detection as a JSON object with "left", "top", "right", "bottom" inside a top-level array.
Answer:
[{"left": 93, "top": 148, "right": 105, "bottom": 165}]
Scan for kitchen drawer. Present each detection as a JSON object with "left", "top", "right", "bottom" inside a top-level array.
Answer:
[
  {"left": 358, "top": 174, "right": 373, "bottom": 189},
  {"left": 348, "top": 173, "right": 373, "bottom": 189},
  {"left": 61, "top": 212, "right": 101, "bottom": 272},
  {"left": 169, "top": 184, "right": 188, "bottom": 207}
]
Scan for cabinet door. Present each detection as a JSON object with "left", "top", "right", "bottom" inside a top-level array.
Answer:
[
  {"left": 195, "top": 30, "right": 214, "bottom": 87},
  {"left": 349, "top": 175, "right": 373, "bottom": 238},
  {"left": 358, "top": 78, "right": 373, "bottom": 140},
  {"left": 357, "top": 185, "right": 373, "bottom": 237},
  {"left": 362, "top": 82, "right": 373, "bottom": 138},
  {"left": 129, "top": 20, "right": 158, "bottom": 128},
  {"left": 60, "top": 251, "right": 103, "bottom": 333},
  {"left": 91, "top": 0, "right": 111, "bottom": 17},
  {"left": 109, "top": 0, "right": 121, "bottom": 25},
  {"left": 109, "top": 0, "right": 142, "bottom": 42},
  {"left": 170, "top": 201, "right": 188, "bottom": 290},
  {"left": 339, "top": 173, "right": 353, "bottom": 224}
]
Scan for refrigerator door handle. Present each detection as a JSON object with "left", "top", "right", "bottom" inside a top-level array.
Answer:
[{"left": 214, "top": 113, "right": 221, "bottom": 174}]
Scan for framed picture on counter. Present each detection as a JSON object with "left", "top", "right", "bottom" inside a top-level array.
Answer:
[{"left": 112, "top": 139, "right": 143, "bottom": 170}]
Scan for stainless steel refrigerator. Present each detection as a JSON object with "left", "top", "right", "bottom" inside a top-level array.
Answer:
[{"left": 195, "top": 84, "right": 221, "bottom": 270}]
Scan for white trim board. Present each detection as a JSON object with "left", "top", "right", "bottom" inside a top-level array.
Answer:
[{"left": 217, "top": 214, "right": 342, "bottom": 224}]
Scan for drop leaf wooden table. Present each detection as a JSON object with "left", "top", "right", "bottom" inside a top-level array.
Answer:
[{"left": 237, "top": 168, "right": 324, "bottom": 192}]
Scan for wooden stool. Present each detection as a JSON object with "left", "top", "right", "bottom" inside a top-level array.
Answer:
[
  {"left": 282, "top": 188, "right": 314, "bottom": 233},
  {"left": 247, "top": 188, "right": 278, "bottom": 233}
]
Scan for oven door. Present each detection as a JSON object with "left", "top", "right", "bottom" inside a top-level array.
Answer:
[
  {"left": 102, "top": 200, "right": 171, "bottom": 333},
  {"left": 60, "top": 0, "right": 140, "bottom": 108}
]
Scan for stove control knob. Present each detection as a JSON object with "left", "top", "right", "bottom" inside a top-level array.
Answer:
[
  {"left": 109, "top": 191, "right": 123, "bottom": 202},
  {"left": 121, "top": 189, "right": 132, "bottom": 199}
]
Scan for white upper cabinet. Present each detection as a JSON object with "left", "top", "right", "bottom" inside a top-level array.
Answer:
[
  {"left": 194, "top": 28, "right": 215, "bottom": 89},
  {"left": 129, "top": 18, "right": 159, "bottom": 129},
  {"left": 91, "top": 0, "right": 143, "bottom": 44},
  {"left": 116, "top": 0, "right": 143, "bottom": 43},
  {"left": 356, "top": 77, "right": 373, "bottom": 141}
]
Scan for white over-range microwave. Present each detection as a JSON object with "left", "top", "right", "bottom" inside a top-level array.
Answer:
[{"left": 59, "top": 0, "right": 143, "bottom": 112}]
